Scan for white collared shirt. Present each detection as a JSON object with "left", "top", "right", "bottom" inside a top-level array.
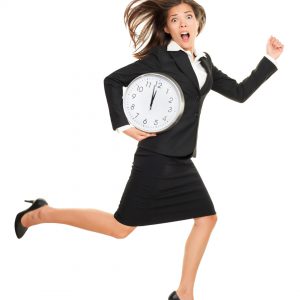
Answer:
[
  {"left": 167, "top": 39, "right": 208, "bottom": 90},
  {"left": 116, "top": 40, "right": 278, "bottom": 133}
]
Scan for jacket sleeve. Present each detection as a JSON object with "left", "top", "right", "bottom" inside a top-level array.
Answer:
[
  {"left": 205, "top": 53, "right": 278, "bottom": 103},
  {"left": 103, "top": 51, "right": 160, "bottom": 130}
]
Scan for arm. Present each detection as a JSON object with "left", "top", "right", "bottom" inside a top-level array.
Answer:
[
  {"left": 207, "top": 36, "right": 283, "bottom": 103},
  {"left": 103, "top": 50, "right": 160, "bottom": 130},
  {"left": 209, "top": 56, "right": 278, "bottom": 103}
]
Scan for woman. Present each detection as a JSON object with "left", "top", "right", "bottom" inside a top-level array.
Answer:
[{"left": 15, "top": 1, "right": 284, "bottom": 299}]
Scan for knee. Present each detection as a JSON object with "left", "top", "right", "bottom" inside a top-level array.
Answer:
[
  {"left": 114, "top": 226, "right": 136, "bottom": 239},
  {"left": 194, "top": 214, "right": 218, "bottom": 228}
]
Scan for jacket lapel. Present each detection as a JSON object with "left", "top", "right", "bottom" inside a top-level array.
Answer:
[
  {"left": 168, "top": 50, "right": 212, "bottom": 95},
  {"left": 168, "top": 50, "right": 200, "bottom": 91},
  {"left": 199, "top": 54, "right": 212, "bottom": 94}
]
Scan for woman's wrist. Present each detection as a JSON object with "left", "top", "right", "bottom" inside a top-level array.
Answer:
[
  {"left": 116, "top": 124, "right": 134, "bottom": 133},
  {"left": 264, "top": 53, "right": 278, "bottom": 67}
]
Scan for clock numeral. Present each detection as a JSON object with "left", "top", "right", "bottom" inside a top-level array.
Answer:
[
  {"left": 169, "top": 97, "right": 173, "bottom": 103},
  {"left": 146, "top": 81, "right": 152, "bottom": 88},
  {"left": 133, "top": 113, "right": 139, "bottom": 119},
  {"left": 143, "top": 119, "right": 148, "bottom": 124},
  {"left": 154, "top": 120, "right": 158, "bottom": 126},
  {"left": 137, "top": 85, "right": 143, "bottom": 92},
  {"left": 157, "top": 82, "right": 162, "bottom": 88},
  {"left": 168, "top": 107, "right": 173, "bottom": 112},
  {"left": 163, "top": 116, "right": 167, "bottom": 121},
  {"left": 130, "top": 104, "right": 135, "bottom": 110},
  {"left": 132, "top": 94, "right": 136, "bottom": 99},
  {"left": 166, "top": 88, "right": 169, "bottom": 95}
]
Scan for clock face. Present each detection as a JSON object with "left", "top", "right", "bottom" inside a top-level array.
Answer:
[{"left": 123, "top": 73, "right": 185, "bottom": 133}]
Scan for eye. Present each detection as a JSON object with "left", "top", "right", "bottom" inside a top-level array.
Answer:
[
  {"left": 186, "top": 14, "right": 193, "bottom": 19},
  {"left": 171, "top": 18, "right": 177, "bottom": 23}
]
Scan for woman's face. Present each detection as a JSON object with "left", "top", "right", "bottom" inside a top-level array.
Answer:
[{"left": 164, "top": 3, "right": 199, "bottom": 53}]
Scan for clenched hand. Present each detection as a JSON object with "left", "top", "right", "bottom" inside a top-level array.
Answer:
[{"left": 267, "top": 35, "right": 284, "bottom": 59}]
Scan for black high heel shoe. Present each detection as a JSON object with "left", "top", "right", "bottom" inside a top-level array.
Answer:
[
  {"left": 168, "top": 291, "right": 181, "bottom": 300},
  {"left": 14, "top": 198, "right": 48, "bottom": 239}
]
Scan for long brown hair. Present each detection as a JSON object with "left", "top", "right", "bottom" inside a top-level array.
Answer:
[{"left": 124, "top": 0, "right": 206, "bottom": 60}]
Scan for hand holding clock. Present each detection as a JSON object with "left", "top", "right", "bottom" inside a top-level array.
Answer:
[{"left": 123, "top": 127, "right": 157, "bottom": 141}]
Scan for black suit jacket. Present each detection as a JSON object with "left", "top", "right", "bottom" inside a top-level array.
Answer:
[{"left": 104, "top": 46, "right": 278, "bottom": 157}]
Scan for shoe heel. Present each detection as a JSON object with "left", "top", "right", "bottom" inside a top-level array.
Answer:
[{"left": 24, "top": 200, "right": 35, "bottom": 203}]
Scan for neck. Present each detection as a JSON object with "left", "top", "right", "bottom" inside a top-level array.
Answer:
[{"left": 185, "top": 46, "right": 195, "bottom": 58}]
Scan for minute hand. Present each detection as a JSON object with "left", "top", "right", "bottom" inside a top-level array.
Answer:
[{"left": 149, "top": 88, "right": 157, "bottom": 110}]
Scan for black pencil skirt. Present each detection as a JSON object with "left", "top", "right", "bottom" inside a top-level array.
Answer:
[{"left": 113, "top": 146, "right": 216, "bottom": 226}]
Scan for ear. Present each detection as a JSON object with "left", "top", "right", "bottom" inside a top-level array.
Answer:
[{"left": 164, "top": 26, "right": 170, "bottom": 34}]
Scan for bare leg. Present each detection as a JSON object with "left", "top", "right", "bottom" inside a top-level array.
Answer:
[
  {"left": 21, "top": 205, "right": 136, "bottom": 239},
  {"left": 176, "top": 214, "right": 217, "bottom": 300}
]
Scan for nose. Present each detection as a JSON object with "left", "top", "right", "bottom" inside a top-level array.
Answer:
[{"left": 179, "top": 18, "right": 187, "bottom": 27}]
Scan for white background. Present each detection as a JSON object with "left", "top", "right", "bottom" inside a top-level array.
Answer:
[{"left": 0, "top": 0, "right": 299, "bottom": 299}]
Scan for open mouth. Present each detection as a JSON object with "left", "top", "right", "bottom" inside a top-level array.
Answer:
[{"left": 181, "top": 32, "right": 190, "bottom": 42}]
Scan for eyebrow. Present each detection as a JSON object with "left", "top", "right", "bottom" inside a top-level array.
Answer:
[{"left": 170, "top": 10, "right": 193, "bottom": 17}]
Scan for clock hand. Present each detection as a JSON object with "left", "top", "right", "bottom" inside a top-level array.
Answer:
[
  {"left": 149, "top": 86, "right": 155, "bottom": 110},
  {"left": 152, "top": 89, "right": 157, "bottom": 107},
  {"left": 150, "top": 84, "right": 157, "bottom": 110}
]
